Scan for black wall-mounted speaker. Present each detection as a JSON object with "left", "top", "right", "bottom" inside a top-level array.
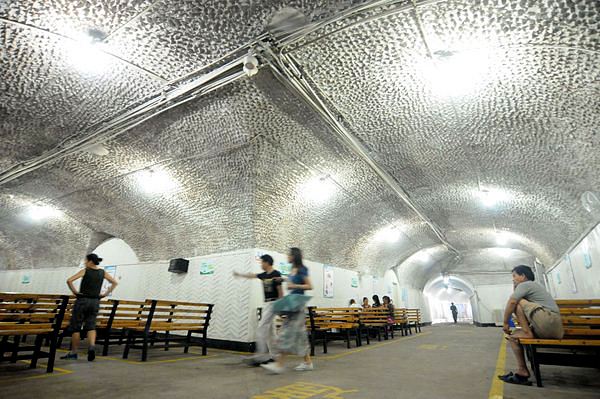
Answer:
[{"left": 168, "top": 258, "right": 189, "bottom": 274}]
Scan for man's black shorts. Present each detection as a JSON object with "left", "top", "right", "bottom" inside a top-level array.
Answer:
[{"left": 68, "top": 297, "right": 100, "bottom": 332}]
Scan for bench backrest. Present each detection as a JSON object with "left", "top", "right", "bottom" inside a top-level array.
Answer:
[
  {"left": 359, "top": 307, "right": 391, "bottom": 325},
  {"left": 136, "top": 300, "right": 214, "bottom": 332},
  {"left": 555, "top": 299, "right": 600, "bottom": 339},
  {"left": 0, "top": 294, "right": 69, "bottom": 334},
  {"left": 307, "top": 307, "right": 361, "bottom": 330}
]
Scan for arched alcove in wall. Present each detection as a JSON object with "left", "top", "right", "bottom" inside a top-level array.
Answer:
[{"left": 91, "top": 238, "right": 139, "bottom": 266}]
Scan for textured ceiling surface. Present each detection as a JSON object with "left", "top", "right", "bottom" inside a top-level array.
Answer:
[{"left": 1, "top": 1, "right": 599, "bottom": 289}]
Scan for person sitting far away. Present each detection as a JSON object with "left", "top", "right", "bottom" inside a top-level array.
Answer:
[
  {"left": 450, "top": 302, "right": 458, "bottom": 323},
  {"left": 382, "top": 296, "right": 395, "bottom": 323},
  {"left": 233, "top": 254, "right": 283, "bottom": 366},
  {"left": 349, "top": 299, "right": 361, "bottom": 309},
  {"left": 61, "top": 254, "right": 118, "bottom": 361},
  {"left": 362, "top": 297, "right": 371, "bottom": 308},
  {"left": 372, "top": 295, "right": 382, "bottom": 308},
  {"left": 499, "top": 265, "right": 564, "bottom": 386}
]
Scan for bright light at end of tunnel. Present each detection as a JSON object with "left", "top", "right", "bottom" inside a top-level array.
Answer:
[
  {"left": 301, "top": 176, "right": 336, "bottom": 205},
  {"left": 416, "top": 251, "right": 430, "bottom": 262},
  {"left": 374, "top": 226, "right": 401, "bottom": 243},
  {"left": 137, "top": 168, "right": 179, "bottom": 194},
  {"left": 27, "top": 204, "right": 62, "bottom": 221},
  {"left": 496, "top": 232, "right": 508, "bottom": 246}
]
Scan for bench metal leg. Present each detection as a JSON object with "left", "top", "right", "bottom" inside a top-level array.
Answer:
[
  {"left": 184, "top": 331, "right": 192, "bottom": 354},
  {"left": 10, "top": 335, "right": 21, "bottom": 363},
  {"left": 346, "top": 329, "right": 351, "bottom": 349},
  {"left": 323, "top": 331, "right": 328, "bottom": 354},
  {"left": 309, "top": 331, "right": 315, "bottom": 356},
  {"left": 30, "top": 334, "right": 44, "bottom": 369},
  {"left": 141, "top": 333, "right": 149, "bottom": 362},
  {"left": 46, "top": 335, "right": 57, "bottom": 373},
  {"left": 164, "top": 331, "right": 170, "bottom": 351},
  {"left": 123, "top": 330, "right": 131, "bottom": 359},
  {"left": 528, "top": 345, "right": 543, "bottom": 387},
  {"left": 102, "top": 330, "right": 111, "bottom": 356}
]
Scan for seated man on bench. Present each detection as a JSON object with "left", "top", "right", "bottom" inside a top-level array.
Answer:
[{"left": 499, "top": 265, "right": 563, "bottom": 386}]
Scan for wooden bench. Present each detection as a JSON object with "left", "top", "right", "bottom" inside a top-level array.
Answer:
[
  {"left": 307, "top": 307, "right": 364, "bottom": 355},
  {"left": 392, "top": 308, "right": 410, "bottom": 336},
  {"left": 519, "top": 299, "right": 600, "bottom": 387},
  {"left": 406, "top": 309, "right": 422, "bottom": 333},
  {"left": 0, "top": 293, "right": 69, "bottom": 372},
  {"left": 96, "top": 300, "right": 147, "bottom": 356},
  {"left": 359, "top": 308, "right": 393, "bottom": 341},
  {"left": 122, "top": 300, "right": 214, "bottom": 361}
]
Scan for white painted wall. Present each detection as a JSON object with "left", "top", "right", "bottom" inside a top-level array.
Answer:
[
  {"left": 92, "top": 238, "right": 139, "bottom": 266},
  {"left": 0, "top": 249, "right": 257, "bottom": 343},
  {"left": 547, "top": 223, "right": 600, "bottom": 299}
]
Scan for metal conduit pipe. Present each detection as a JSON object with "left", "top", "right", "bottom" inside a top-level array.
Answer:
[
  {"left": 0, "top": 56, "right": 249, "bottom": 186},
  {"left": 261, "top": 46, "right": 458, "bottom": 255}
]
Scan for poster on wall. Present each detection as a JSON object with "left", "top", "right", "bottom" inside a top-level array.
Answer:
[
  {"left": 583, "top": 253, "right": 593, "bottom": 269},
  {"left": 401, "top": 287, "right": 408, "bottom": 303},
  {"left": 323, "top": 265, "right": 334, "bottom": 298},
  {"left": 278, "top": 261, "right": 292, "bottom": 276},
  {"left": 556, "top": 272, "right": 561, "bottom": 284},
  {"left": 21, "top": 274, "right": 31, "bottom": 284},
  {"left": 351, "top": 276, "right": 359, "bottom": 288},
  {"left": 565, "top": 255, "right": 578, "bottom": 294},
  {"left": 200, "top": 260, "right": 216, "bottom": 275},
  {"left": 102, "top": 266, "right": 117, "bottom": 296}
]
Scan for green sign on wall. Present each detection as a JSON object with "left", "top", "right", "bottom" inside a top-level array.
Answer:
[{"left": 200, "top": 260, "right": 215, "bottom": 275}]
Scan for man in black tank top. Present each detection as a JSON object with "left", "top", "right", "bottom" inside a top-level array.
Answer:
[{"left": 61, "top": 253, "right": 118, "bottom": 361}]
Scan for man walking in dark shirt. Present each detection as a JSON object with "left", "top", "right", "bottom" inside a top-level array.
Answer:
[
  {"left": 450, "top": 302, "right": 458, "bottom": 323},
  {"left": 61, "top": 254, "right": 118, "bottom": 361},
  {"left": 234, "top": 254, "right": 283, "bottom": 365}
]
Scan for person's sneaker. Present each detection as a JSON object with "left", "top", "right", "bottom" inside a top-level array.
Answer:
[
  {"left": 260, "top": 358, "right": 275, "bottom": 365},
  {"left": 60, "top": 353, "right": 78, "bottom": 360},
  {"left": 242, "top": 357, "right": 262, "bottom": 367},
  {"left": 294, "top": 362, "right": 314, "bottom": 371},
  {"left": 87, "top": 347, "right": 96, "bottom": 362},
  {"left": 260, "top": 362, "right": 285, "bottom": 374}
]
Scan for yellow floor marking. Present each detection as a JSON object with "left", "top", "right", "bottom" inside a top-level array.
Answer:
[
  {"left": 488, "top": 334, "right": 507, "bottom": 399},
  {"left": 252, "top": 382, "right": 357, "bottom": 399},
  {"left": 319, "top": 331, "right": 432, "bottom": 360},
  {"left": 0, "top": 361, "right": 73, "bottom": 383}
]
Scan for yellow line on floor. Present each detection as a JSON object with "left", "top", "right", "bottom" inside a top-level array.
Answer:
[
  {"left": 488, "top": 334, "right": 507, "bottom": 399},
  {"left": 319, "top": 331, "right": 432, "bottom": 360},
  {"left": 0, "top": 361, "right": 74, "bottom": 383}
]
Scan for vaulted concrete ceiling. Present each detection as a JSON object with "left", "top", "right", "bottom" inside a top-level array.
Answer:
[{"left": 1, "top": 1, "right": 599, "bottom": 288}]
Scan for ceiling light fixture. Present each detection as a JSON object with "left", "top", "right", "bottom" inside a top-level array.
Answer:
[
  {"left": 426, "top": 50, "right": 489, "bottom": 97},
  {"left": 137, "top": 167, "right": 179, "bottom": 194},
  {"left": 66, "top": 29, "right": 109, "bottom": 74},
  {"left": 496, "top": 232, "right": 508, "bottom": 246},
  {"left": 27, "top": 204, "right": 62, "bottom": 221},
  {"left": 375, "top": 225, "right": 402, "bottom": 243},
  {"left": 416, "top": 251, "right": 430, "bottom": 262},
  {"left": 301, "top": 175, "right": 336, "bottom": 205},
  {"left": 476, "top": 188, "right": 509, "bottom": 208}
]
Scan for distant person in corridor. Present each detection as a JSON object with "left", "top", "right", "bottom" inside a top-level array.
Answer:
[
  {"left": 450, "top": 302, "right": 458, "bottom": 323},
  {"left": 362, "top": 297, "right": 370, "bottom": 308},
  {"left": 499, "top": 265, "right": 563, "bottom": 386},
  {"left": 61, "top": 254, "right": 118, "bottom": 361}
]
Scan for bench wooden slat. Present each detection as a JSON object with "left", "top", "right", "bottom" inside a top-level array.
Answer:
[
  {"left": 0, "top": 323, "right": 53, "bottom": 330},
  {"left": 560, "top": 309, "right": 600, "bottom": 315},
  {"left": 0, "top": 328, "right": 53, "bottom": 336},
  {"left": 556, "top": 299, "right": 600, "bottom": 306},
  {"left": 520, "top": 338, "right": 600, "bottom": 346},
  {"left": 564, "top": 328, "right": 600, "bottom": 336}
]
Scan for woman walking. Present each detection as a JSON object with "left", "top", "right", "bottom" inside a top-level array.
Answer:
[{"left": 261, "top": 247, "right": 313, "bottom": 374}]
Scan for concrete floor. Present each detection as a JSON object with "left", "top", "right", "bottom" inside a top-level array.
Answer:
[{"left": 1, "top": 324, "right": 598, "bottom": 398}]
